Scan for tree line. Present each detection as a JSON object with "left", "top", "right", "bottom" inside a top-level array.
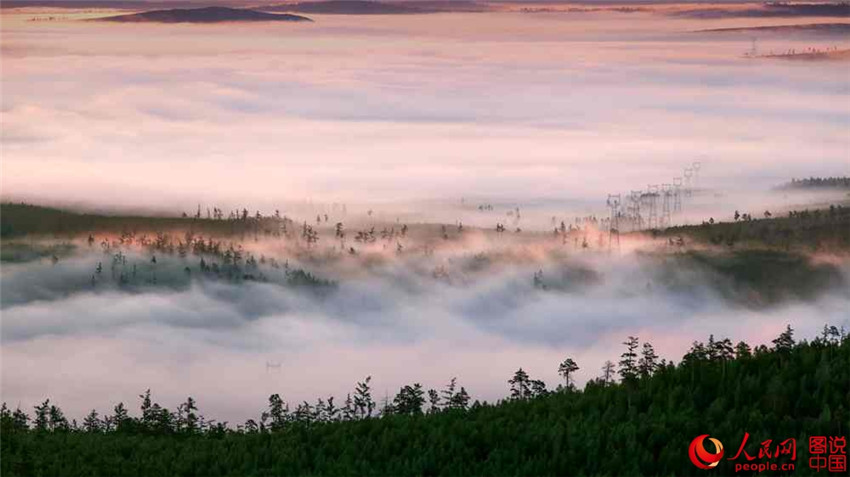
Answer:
[{"left": 2, "top": 325, "right": 848, "bottom": 475}]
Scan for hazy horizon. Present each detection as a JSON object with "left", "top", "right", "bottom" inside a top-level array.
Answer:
[{"left": 3, "top": 8, "right": 848, "bottom": 218}]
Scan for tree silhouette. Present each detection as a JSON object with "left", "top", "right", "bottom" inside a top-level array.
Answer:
[
  {"left": 2, "top": 327, "right": 849, "bottom": 476},
  {"left": 557, "top": 358, "right": 579, "bottom": 389},
  {"left": 427, "top": 389, "right": 440, "bottom": 413},
  {"left": 600, "top": 360, "right": 615, "bottom": 385},
  {"left": 33, "top": 400, "right": 50, "bottom": 432},
  {"left": 637, "top": 342, "right": 658, "bottom": 377},
  {"left": 177, "top": 397, "right": 200, "bottom": 434},
  {"left": 618, "top": 336, "right": 639, "bottom": 381},
  {"left": 353, "top": 377, "right": 375, "bottom": 419},
  {"left": 530, "top": 379, "right": 547, "bottom": 397},
  {"left": 508, "top": 368, "right": 531, "bottom": 400},
  {"left": 341, "top": 394, "right": 354, "bottom": 421},
  {"left": 441, "top": 377, "right": 457, "bottom": 408},
  {"left": 734, "top": 340, "right": 752, "bottom": 358},
  {"left": 262, "top": 394, "right": 288, "bottom": 431},
  {"left": 111, "top": 403, "right": 130, "bottom": 432},
  {"left": 83, "top": 409, "right": 102, "bottom": 433},
  {"left": 393, "top": 384, "right": 425, "bottom": 416},
  {"left": 772, "top": 324, "right": 795, "bottom": 351}
]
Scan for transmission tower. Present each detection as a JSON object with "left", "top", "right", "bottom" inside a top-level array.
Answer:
[
  {"left": 661, "top": 184, "right": 673, "bottom": 228},
  {"left": 683, "top": 167, "right": 693, "bottom": 198},
  {"left": 673, "top": 177, "right": 683, "bottom": 213},
  {"left": 692, "top": 161, "right": 702, "bottom": 192},
  {"left": 607, "top": 194, "right": 621, "bottom": 251},
  {"left": 644, "top": 185, "right": 659, "bottom": 229},
  {"left": 749, "top": 37, "right": 759, "bottom": 57},
  {"left": 629, "top": 190, "right": 643, "bottom": 231}
]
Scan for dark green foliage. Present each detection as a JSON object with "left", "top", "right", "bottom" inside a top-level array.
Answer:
[
  {"left": 284, "top": 268, "right": 335, "bottom": 289},
  {"left": 780, "top": 176, "right": 850, "bottom": 190},
  {"left": 0, "top": 242, "right": 76, "bottom": 263},
  {"left": 656, "top": 250, "right": 848, "bottom": 307},
  {"left": 0, "top": 202, "right": 281, "bottom": 239},
  {"left": 393, "top": 384, "right": 425, "bottom": 416},
  {"left": 661, "top": 203, "right": 850, "bottom": 251},
  {"left": 619, "top": 336, "right": 639, "bottom": 382},
  {"left": 3, "top": 332, "right": 848, "bottom": 476},
  {"left": 508, "top": 368, "right": 532, "bottom": 400}
]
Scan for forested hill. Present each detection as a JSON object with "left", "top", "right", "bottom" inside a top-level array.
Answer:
[
  {"left": 2, "top": 327, "right": 849, "bottom": 476},
  {"left": 779, "top": 176, "right": 850, "bottom": 190},
  {"left": 94, "top": 6, "right": 313, "bottom": 23}
]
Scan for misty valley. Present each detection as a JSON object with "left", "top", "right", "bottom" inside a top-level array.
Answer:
[
  {"left": 2, "top": 1, "right": 850, "bottom": 475},
  {"left": 1, "top": 187, "right": 849, "bottom": 475}
]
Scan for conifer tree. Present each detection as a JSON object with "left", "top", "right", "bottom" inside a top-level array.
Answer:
[
  {"left": 508, "top": 368, "right": 531, "bottom": 400},
  {"left": 618, "top": 336, "right": 639, "bottom": 381},
  {"left": 638, "top": 342, "right": 658, "bottom": 377},
  {"left": 558, "top": 357, "right": 579, "bottom": 389}
]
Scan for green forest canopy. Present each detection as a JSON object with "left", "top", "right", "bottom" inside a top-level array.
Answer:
[{"left": 2, "top": 325, "right": 848, "bottom": 476}]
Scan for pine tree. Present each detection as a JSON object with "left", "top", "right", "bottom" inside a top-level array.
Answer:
[
  {"left": 48, "top": 404, "right": 68, "bottom": 431},
  {"left": 557, "top": 357, "right": 579, "bottom": 389},
  {"left": 393, "top": 384, "right": 425, "bottom": 415},
  {"left": 772, "top": 325, "right": 795, "bottom": 351},
  {"left": 427, "top": 389, "right": 441, "bottom": 413},
  {"left": 111, "top": 403, "right": 130, "bottom": 432},
  {"left": 139, "top": 389, "right": 154, "bottom": 429},
  {"left": 178, "top": 397, "right": 200, "bottom": 434},
  {"left": 715, "top": 338, "right": 734, "bottom": 360},
  {"left": 441, "top": 377, "right": 457, "bottom": 406},
  {"left": 354, "top": 376, "right": 375, "bottom": 419},
  {"left": 82, "top": 409, "right": 101, "bottom": 432},
  {"left": 530, "top": 379, "right": 548, "bottom": 397},
  {"left": 341, "top": 394, "right": 354, "bottom": 421},
  {"left": 1, "top": 403, "right": 28, "bottom": 432},
  {"left": 12, "top": 407, "right": 29, "bottom": 431},
  {"left": 508, "top": 368, "right": 531, "bottom": 400},
  {"left": 314, "top": 398, "right": 327, "bottom": 422},
  {"left": 450, "top": 387, "right": 471, "bottom": 410},
  {"left": 707, "top": 334, "right": 718, "bottom": 360},
  {"left": 683, "top": 341, "right": 708, "bottom": 364},
  {"left": 325, "top": 396, "right": 338, "bottom": 422},
  {"left": 293, "top": 402, "right": 314, "bottom": 423},
  {"left": 618, "top": 336, "right": 639, "bottom": 381},
  {"left": 33, "top": 400, "right": 50, "bottom": 432},
  {"left": 601, "top": 360, "right": 615, "bottom": 385},
  {"left": 638, "top": 342, "right": 659, "bottom": 377},
  {"left": 734, "top": 341, "right": 752, "bottom": 359},
  {"left": 263, "top": 394, "right": 288, "bottom": 431}
]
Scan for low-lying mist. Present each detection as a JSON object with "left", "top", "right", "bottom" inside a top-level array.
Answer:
[
  {"left": 2, "top": 3, "right": 848, "bottom": 425},
  {"left": 2, "top": 227, "right": 848, "bottom": 423}
]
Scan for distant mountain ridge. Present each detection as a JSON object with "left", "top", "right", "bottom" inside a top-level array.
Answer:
[
  {"left": 95, "top": 6, "right": 313, "bottom": 23},
  {"left": 261, "top": 0, "right": 420, "bottom": 14},
  {"left": 258, "top": 0, "right": 491, "bottom": 14},
  {"left": 674, "top": 2, "right": 850, "bottom": 19},
  {"left": 697, "top": 22, "right": 850, "bottom": 34}
]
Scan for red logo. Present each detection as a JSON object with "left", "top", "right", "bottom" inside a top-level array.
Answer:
[{"left": 690, "top": 434, "right": 725, "bottom": 469}]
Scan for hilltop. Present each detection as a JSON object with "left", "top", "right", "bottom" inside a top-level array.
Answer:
[
  {"left": 260, "top": 0, "right": 420, "bottom": 15},
  {"left": 258, "top": 0, "right": 490, "bottom": 15},
  {"left": 94, "top": 6, "right": 313, "bottom": 23},
  {"left": 697, "top": 22, "right": 850, "bottom": 35}
]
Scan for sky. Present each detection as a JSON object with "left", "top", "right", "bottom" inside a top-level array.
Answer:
[{"left": 1, "top": 8, "right": 848, "bottom": 220}]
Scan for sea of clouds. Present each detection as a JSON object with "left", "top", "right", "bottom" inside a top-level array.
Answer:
[{"left": 1, "top": 8, "right": 849, "bottom": 423}]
